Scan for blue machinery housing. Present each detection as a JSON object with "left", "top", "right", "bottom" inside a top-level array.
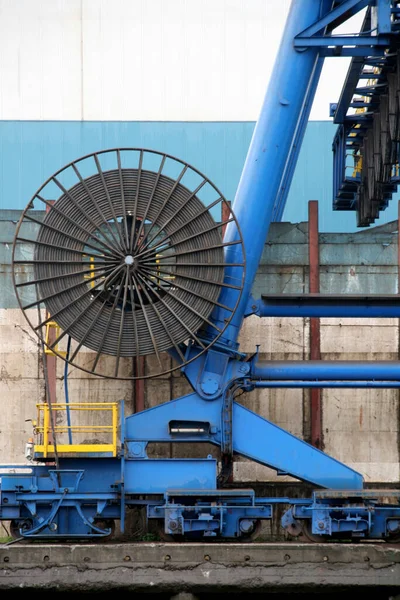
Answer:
[{"left": 3, "top": 0, "right": 400, "bottom": 543}]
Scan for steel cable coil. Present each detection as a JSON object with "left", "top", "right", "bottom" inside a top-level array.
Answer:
[{"left": 12, "top": 148, "right": 245, "bottom": 380}]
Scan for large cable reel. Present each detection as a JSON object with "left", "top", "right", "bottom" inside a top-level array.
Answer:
[{"left": 12, "top": 148, "right": 245, "bottom": 380}]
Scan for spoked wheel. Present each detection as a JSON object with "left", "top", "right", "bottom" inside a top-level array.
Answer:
[{"left": 12, "top": 148, "right": 245, "bottom": 380}]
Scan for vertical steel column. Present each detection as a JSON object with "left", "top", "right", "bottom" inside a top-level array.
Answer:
[
  {"left": 44, "top": 201, "right": 56, "bottom": 446},
  {"left": 308, "top": 200, "right": 322, "bottom": 449},
  {"left": 45, "top": 329, "right": 57, "bottom": 416},
  {"left": 397, "top": 199, "right": 400, "bottom": 310},
  {"left": 134, "top": 213, "right": 145, "bottom": 413},
  {"left": 134, "top": 357, "right": 145, "bottom": 413},
  {"left": 207, "top": 0, "right": 333, "bottom": 346},
  {"left": 397, "top": 200, "right": 400, "bottom": 463}
]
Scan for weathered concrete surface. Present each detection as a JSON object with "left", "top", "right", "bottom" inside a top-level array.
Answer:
[
  {"left": 0, "top": 542, "right": 399, "bottom": 592},
  {"left": 1, "top": 214, "right": 400, "bottom": 486}
]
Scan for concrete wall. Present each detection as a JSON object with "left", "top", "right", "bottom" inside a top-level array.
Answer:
[{"left": 1, "top": 213, "right": 399, "bottom": 484}]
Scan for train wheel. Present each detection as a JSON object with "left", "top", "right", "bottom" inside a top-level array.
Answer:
[
  {"left": 239, "top": 519, "right": 263, "bottom": 542},
  {"left": 9, "top": 519, "right": 32, "bottom": 539},
  {"left": 153, "top": 520, "right": 175, "bottom": 542},
  {"left": 93, "top": 519, "right": 116, "bottom": 539},
  {"left": 384, "top": 532, "right": 400, "bottom": 544},
  {"left": 300, "top": 520, "right": 330, "bottom": 543}
]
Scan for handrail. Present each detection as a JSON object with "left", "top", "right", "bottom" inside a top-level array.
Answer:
[{"left": 33, "top": 402, "right": 119, "bottom": 458}]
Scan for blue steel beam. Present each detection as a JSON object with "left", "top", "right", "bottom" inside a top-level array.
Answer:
[
  {"left": 376, "top": 0, "right": 392, "bottom": 33},
  {"left": 231, "top": 402, "right": 363, "bottom": 489},
  {"left": 124, "top": 393, "right": 363, "bottom": 489},
  {"left": 333, "top": 8, "right": 371, "bottom": 123},
  {"left": 251, "top": 361, "right": 400, "bottom": 381},
  {"left": 252, "top": 294, "right": 400, "bottom": 318},
  {"left": 254, "top": 381, "right": 400, "bottom": 388},
  {"left": 207, "top": 0, "right": 333, "bottom": 346},
  {"left": 320, "top": 47, "right": 389, "bottom": 56},
  {"left": 294, "top": 35, "right": 392, "bottom": 47},
  {"left": 273, "top": 57, "right": 325, "bottom": 222},
  {"left": 294, "top": 0, "right": 370, "bottom": 39}
]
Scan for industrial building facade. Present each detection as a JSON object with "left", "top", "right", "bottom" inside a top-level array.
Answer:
[
  {"left": 0, "top": 0, "right": 397, "bottom": 229},
  {"left": 0, "top": 0, "right": 400, "bottom": 559}
]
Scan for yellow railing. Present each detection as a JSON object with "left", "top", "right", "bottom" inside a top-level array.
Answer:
[
  {"left": 33, "top": 402, "right": 119, "bottom": 458},
  {"left": 83, "top": 256, "right": 96, "bottom": 288},
  {"left": 44, "top": 320, "right": 67, "bottom": 356}
]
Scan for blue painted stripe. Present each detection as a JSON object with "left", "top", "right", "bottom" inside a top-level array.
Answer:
[{"left": 0, "top": 120, "right": 398, "bottom": 232}]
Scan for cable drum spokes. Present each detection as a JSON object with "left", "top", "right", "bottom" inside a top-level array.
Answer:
[{"left": 12, "top": 148, "right": 245, "bottom": 380}]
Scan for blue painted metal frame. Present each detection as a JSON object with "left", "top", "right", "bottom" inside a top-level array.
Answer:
[
  {"left": 206, "top": 0, "right": 334, "bottom": 347},
  {"left": 148, "top": 489, "right": 273, "bottom": 538},
  {"left": 251, "top": 360, "right": 400, "bottom": 381},
  {"left": 124, "top": 459, "right": 217, "bottom": 494},
  {"left": 330, "top": 1, "right": 400, "bottom": 218},
  {"left": 121, "top": 0, "right": 398, "bottom": 508},
  {"left": 0, "top": 460, "right": 123, "bottom": 539},
  {"left": 124, "top": 393, "right": 363, "bottom": 490},
  {"left": 249, "top": 294, "right": 400, "bottom": 318},
  {"left": 150, "top": 0, "right": 400, "bottom": 497},
  {"left": 283, "top": 490, "right": 400, "bottom": 539},
  {"left": 294, "top": 0, "right": 391, "bottom": 48}
]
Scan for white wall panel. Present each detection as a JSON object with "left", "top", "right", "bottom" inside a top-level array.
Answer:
[
  {"left": 0, "top": 0, "right": 363, "bottom": 121},
  {"left": 0, "top": 0, "right": 82, "bottom": 119},
  {"left": 81, "top": 0, "right": 293, "bottom": 121}
]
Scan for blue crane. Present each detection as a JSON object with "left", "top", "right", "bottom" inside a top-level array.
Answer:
[{"left": 2, "top": 0, "right": 400, "bottom": 543}]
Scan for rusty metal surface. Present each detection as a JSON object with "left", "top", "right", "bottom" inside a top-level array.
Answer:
[{"left": 308, "top": 201, "right": 322, "bottom": 450}]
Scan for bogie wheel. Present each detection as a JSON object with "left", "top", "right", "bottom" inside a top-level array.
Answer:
[
  {"left": 9, "top": 519, "right": 32, "bottom": 540},
  {"left": 300, "top": 520, "right": 330, "bottom": 543},
  {"left": 93, "top": 519, "right": 116, "bottom": 539},
  {"left": 384, "top": 532, "right": 400, "bottom": 544},
  {"left": 238, "top": 519, "right": 263, "bottom": 542},
  {"left": 12, "top": 148, "right": 245, "bottom": 380},
  {"left": 153, "top": 520, "right": 176, "bottom": 542}
]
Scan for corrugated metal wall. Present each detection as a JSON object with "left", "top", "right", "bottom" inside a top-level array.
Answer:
[
  {"left": 0, "top": 120, "right": 398, "bottom": 232},
  {"left": 0, "top": 0, "right": 396, "bottom": 231}
]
